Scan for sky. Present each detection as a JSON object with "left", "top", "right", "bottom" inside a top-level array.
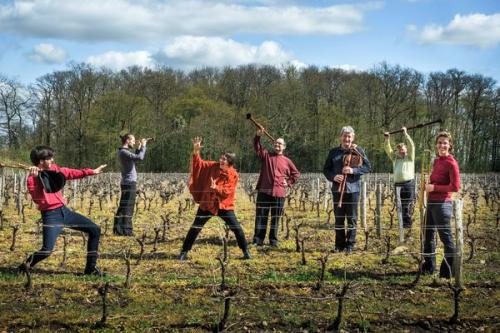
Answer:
[{"left": 0, "top": 0, "right": 499, "bottom": 85}]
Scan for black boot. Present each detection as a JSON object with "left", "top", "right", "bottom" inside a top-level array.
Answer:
[
  {"left": 242, "top": 250, "right": 251, "bottom": 260},
  {"left": 84, "top": 267, "right": 106, "bottom": 277},
  {"left": 439, "top": 257, "right": 454, "bottom": 279},
  {"left": 421, "top": 261, "right": 434, "bottom": 275},
  {"left": 179, "top": 251, "right": 188, "bottom": 261}
]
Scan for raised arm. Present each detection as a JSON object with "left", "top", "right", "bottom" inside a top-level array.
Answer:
[
  {"left": 191, "top": 137, "right": 217, "bottom": 170},
  {"left": 383, "top": 132, "right": 394, "bottom": 162},
  {"left": 254, "top": 130, "right": 269, "bottom": 160},
  {"left": 403, "top": 127, "right": 415, "bottom": 161}
]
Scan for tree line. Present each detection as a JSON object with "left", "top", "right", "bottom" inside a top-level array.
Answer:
[{"left": 0, "top": 62, "right": 498, "bottom": 173}]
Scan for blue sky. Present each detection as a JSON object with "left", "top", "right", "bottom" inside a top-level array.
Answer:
[{"left": 0, "top": 0, "right": 499, "bottom": 85}]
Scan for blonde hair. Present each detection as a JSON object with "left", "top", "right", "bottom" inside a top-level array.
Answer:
[{"left": 435, "top": 131, "right": 453, "bottom": 152}]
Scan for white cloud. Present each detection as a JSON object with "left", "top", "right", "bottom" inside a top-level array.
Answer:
[
  {"left": 86, "top": 51, "right": 154, "bottom": 70},
  {"left": 335, "top": 64, "right": 358, "bottom": 71},
  {"left": 154, "top": 36, "right": 304, "bottom": 69},
  {"left": 409, "top": 13, "right": 500, "bottom": 48},
  {"left": 27, "top": 43, "right": 66, "bottom": 64},
  {"left": 0, "top": 0, "right": 378, "bottom": 41},
  {"left": 85, "top": 36, "right": 304, "bottom": 70}
]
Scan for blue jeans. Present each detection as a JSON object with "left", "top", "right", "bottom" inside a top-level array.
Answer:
[
  {"left": 423, "top": 201, "right": 455, "bottom": 278},
  {"left": 332, "top": 191, "right": 359, "bottom": 250},
  {"left": 27, "top": 206, "right": 101, "bottom": 271},
  {"left": 253, "top": 192, "right": 285, "bottom": 245}
]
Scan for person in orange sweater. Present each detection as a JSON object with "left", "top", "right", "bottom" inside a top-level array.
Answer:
[{"left": 179, "top": 137, "right": 251, "bottom": 261}]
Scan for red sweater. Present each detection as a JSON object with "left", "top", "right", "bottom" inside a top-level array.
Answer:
[
  {"left": 428, "top": 155, "right": 461, "bottom": 202},
  {"left": 254, "top": 136, "right": 300, "bottom": 198},
  {"left": 188, "top": 153, "right": 238, "bottom": 215},
  {"left": 27, "top": 164, "right": 95, "bottom": 211}
]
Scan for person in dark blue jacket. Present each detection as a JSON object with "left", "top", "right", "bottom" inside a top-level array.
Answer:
[{"left": 323, "top": 126, "right": 371, "bottom": 253}]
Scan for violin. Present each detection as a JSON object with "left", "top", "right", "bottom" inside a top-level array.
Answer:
[{"left": 338, "top": 147, "right": 363, "bottom": 207}]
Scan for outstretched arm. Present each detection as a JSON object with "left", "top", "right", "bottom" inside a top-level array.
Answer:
[{"left": 58, "top": 164, "right": 106, "bottom": 180}]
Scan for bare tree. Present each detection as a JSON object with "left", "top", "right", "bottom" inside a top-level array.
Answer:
[{"left": 0, "top": 75, "right": 31, "bottom": 148}]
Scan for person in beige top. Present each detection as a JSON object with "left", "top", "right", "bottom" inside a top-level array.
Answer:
[{"left": 384, "top": 127, "right": 415, "bottom": 228}]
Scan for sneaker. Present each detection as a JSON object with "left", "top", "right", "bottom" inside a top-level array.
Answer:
[
  {"left": 269, "top": 241, "right": 279, "bottom": 247},
  {"left": 345, "top": 247, "right": 353, "bottom": 255},
  {"left": 84, "top": 267, "right": 107, "bottom": 277},
  {"left": 242, "top": 250, "right": 252, "bottom": 260},
  {"left": 179, "top": 251, "right": 188, "bottom": 261}
]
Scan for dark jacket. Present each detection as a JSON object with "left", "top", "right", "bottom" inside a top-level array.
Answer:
[{"left": 323, "top": 145, "right": 371, "bottom": 193}]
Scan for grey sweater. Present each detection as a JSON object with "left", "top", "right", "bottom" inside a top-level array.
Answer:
[{"left": 118, "top": 146, "right": 146, "bottom": 185}]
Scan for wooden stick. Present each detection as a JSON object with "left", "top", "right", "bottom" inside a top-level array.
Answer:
[
  {"left": 0, "top": 162, "right": 30, "bottom": 170},
  {"left": 246, "top": 113, "right": 276, "bottom": 142},
  {"left": 387, "top": 119, "right": 441, "bottom": 134}
]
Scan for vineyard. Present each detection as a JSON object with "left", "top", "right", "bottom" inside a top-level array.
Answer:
[{"left": 0, "top": 171, "right": 498, "bottom": 332}]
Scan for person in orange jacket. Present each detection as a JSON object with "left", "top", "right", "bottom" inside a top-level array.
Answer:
[{"left": 179, "top": 137, "right": 251, "bottom": 260}]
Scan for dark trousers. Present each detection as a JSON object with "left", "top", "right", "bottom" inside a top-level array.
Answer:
[
  {"left": 181, "top": 208, "right": 248, "bottom": 252},
  {"left": 114, "top": 183, "right": 136, "bottom": 235},
  {"left": 26, "top": 206, "right": 101, "bottom": 271},
  {"left": 332, "top": 191, "right": 359, "bottom": 250},
  {"left": 395, "top": 180, "right": 415, "bottom": 228},
  {"left": 253, "top": 192, "right": 285, "bottom": 245},
  {"left": 423, "top": 201, "right": 456, "bottom": 278}
]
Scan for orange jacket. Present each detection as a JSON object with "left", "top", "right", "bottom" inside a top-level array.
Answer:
[{"left": 188, "top": 153, "right": 238, "bottom": 215}]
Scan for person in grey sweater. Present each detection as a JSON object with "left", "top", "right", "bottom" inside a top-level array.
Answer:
[{"left": 113, "top": 133, "right": 147, "bottom": 236}]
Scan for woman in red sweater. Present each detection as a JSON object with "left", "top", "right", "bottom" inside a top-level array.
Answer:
[
  {"left": 423, "top": 131, "right": 461, "bottom": 278},
  {"left": 179, "top": 137, "right": 250, "bottom": 261}
]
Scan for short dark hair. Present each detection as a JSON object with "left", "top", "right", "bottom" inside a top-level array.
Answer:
[
  {"left": 30, "top": 146, "right": 55, "bottom": 165},
  {"left": 120, "top": 133, "right": 134, "bottom": 144},
  {"left": 222, "top": 152, "right": 236, "bottom": 166}
]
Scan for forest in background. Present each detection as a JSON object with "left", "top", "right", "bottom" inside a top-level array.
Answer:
[{"left": 0, "top": 62, "right": 498, "bottom": 173}]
